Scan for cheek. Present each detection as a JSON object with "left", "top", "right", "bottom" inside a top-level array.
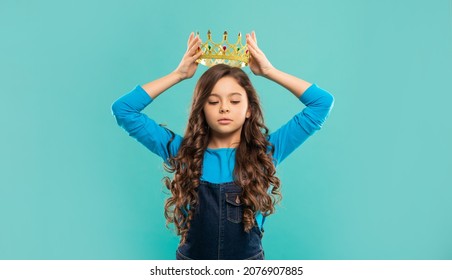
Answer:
[
  {"left": 203, "top": 107, "right": 213, "bottom": 122},
  {"left": 240, "top": 104, "right": 250, "bottom": 118}
]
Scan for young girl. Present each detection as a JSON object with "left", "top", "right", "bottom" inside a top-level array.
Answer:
[{"left": 112, "top": 32, "right": 334, "bottom": 260}]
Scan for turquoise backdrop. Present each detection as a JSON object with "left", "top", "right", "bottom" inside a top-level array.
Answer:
[{"left": 1, "top": 0, "right": 451, "bottom": 260}]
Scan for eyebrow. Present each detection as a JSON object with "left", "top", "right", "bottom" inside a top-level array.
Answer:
[{"left": 209, "top": 92, "right": 243, "bottom": 97}]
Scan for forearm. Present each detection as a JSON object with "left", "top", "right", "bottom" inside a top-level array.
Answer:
[
  {"left": 263, "top": 68, "right": 312, "bottom": 98},
  {"left": 141, "top": 71, "right": 184, "bottom": 100}
]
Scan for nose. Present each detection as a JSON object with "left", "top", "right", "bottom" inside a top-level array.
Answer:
[{"left": 219, "top": 106, "right": 230, "bottom": 113}]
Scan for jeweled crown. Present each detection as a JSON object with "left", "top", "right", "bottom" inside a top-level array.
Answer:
[{"left": 196, "top": 30, "right": 249, "bottom": 68}]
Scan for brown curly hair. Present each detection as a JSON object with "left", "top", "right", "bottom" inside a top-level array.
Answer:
[{"left": 163, "top": 64, "right": 281, "bottom": 245}]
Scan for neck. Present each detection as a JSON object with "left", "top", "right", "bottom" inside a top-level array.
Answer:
[{"left": 207, "top": 133, "right": 241, "bottom": 149}]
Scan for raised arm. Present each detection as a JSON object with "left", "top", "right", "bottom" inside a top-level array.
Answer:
[
  {"left": 246, "top": 31, "right": 312, "bottom": 98},
  {"left": 246, "top": 31, "right": 334, "bottom": 165},
  {"left": 111, "top": 33, "right": 204, "bottom": 161},
  {"left": 142, "top": 32, "right": 203, "bottom": 99}
]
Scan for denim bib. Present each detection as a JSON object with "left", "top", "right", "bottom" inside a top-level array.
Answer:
[{"left": 176, "top": 181, "right": 264, "bottom": 260}]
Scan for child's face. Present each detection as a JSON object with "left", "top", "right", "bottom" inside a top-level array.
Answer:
[{"left": 203, "top": 76, "right": 251, "bottom": 141}]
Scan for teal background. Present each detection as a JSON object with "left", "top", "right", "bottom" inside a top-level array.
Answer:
[{"left": 1, "top": 0, "right": 451, "bottom": 260}]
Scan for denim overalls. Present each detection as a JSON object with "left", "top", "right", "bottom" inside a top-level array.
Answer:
[{"left": 176, "top": 181, "right": 265, "bottom": 260}]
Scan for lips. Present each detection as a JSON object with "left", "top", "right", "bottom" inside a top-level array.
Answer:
[{"left": 218, "top": 118, "right": 232, "bottom": 124}]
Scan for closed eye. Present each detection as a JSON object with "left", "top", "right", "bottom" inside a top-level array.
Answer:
[
  {"left": 231, "top": 101, "right": 240, "bottom": 104},
  {"left": 208, "top": 101, "right": 219, "bottom": 105}
]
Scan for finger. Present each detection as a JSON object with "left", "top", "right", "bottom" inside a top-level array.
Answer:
[
  {"left": 246, "top": 35, "right": 260, "bottom": 54},
  {"left": 187, "top": 32, "right": 194, "bottom": 47},
  {"left": 187, "top": 34, "right": 197, "bottom": 50},
  {"left": 248, "top": 55, "right": 255, "bottom": 67},
  {"left": 187, "top": 36, "right": 201, "bottom": 53},
  {"left": 246, "top": 34, "right": 257, "bottom": 47},
  {"left": 187, "top": 38, "right": 202, "bottom": 56},
  {"left": 252, "top": 31, "right": 257, "bottom": 44},
  {"left": 249, "top": 40, "right": 263, "bottom": 60},
  {"left": 247, "top": 43, "right": 258, "bottom": 57},
  {"left": 194, "top": 48, "right": 204, "bottom": 60},
  {"left": 187, "top": 33, "right": 201, "bottom": 51}
]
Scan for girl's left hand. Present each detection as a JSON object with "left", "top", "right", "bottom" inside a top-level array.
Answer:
[{"left": 246, "top": 31, "right": 274, "bottom": 77}]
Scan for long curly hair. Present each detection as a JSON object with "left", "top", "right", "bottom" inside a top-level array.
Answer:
[{"left": 163, "top": 64, "right": 281, "bottom": 245}]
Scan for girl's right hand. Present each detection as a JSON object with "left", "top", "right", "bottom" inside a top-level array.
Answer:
[{"left": 174, "top": 32, "right": 203, "bottom": 80}]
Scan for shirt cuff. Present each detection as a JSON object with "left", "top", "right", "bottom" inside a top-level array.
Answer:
[
  {"left": 299, "top": 83, "right": 318, "bottom": 104},
  {"left": 135, "top": 85, "right": 153, "bottom": 104}
]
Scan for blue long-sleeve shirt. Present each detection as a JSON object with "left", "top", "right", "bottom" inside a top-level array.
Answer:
[{"left": 112, "top": 83, "right": 334, "bottom": 229}]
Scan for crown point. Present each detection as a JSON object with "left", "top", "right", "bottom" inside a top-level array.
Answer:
[{"left": 195, "top": 30, "right": 250, "bottom": 68}]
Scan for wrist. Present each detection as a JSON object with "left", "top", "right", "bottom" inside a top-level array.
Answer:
[
  {"left": 172, "top": 70, "right": 186, "bottom": 82},
  {"left": 262, "top": 66, "right": 277, "bottom": 79}
]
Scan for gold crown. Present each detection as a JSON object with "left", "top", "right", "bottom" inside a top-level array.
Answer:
[{"left": 196, "top": 30, "right": 249, "bottom": 68}]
